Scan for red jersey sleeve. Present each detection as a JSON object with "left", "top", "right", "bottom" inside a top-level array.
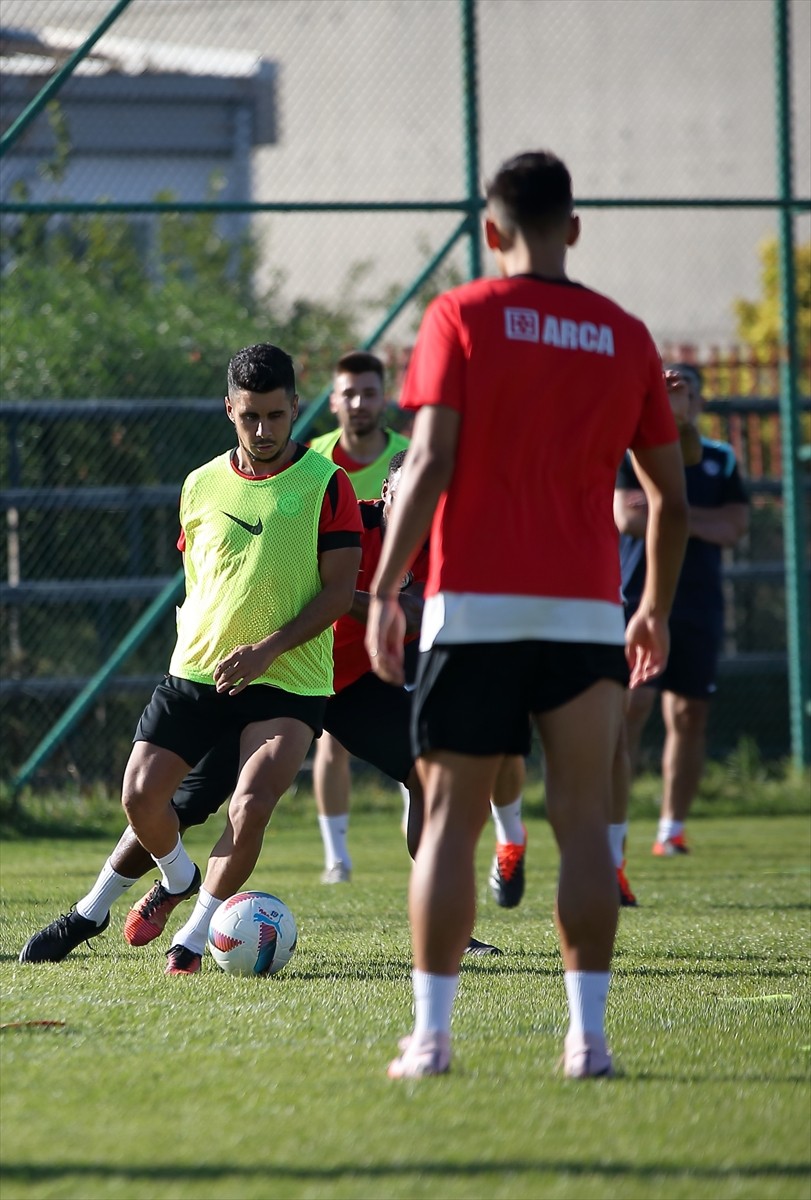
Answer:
[
  {"left": 318, "top": 467, "right": 363, "bottom": 548},
  {"left": 400, "top": 293, "right": 466, "bottom": 414},
  {"left": 629, "top": 335, "right": 680, "bottom": 450}
]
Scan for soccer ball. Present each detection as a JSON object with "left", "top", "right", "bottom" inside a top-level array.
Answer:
[{"left": 207, "top": 891, "right": 297, "bottom": 977}]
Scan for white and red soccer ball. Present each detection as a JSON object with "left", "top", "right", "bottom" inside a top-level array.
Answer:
[{"left": 207, "top": 891, "right": 297, "bottom": 976}]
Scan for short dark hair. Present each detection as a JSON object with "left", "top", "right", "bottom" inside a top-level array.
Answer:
[
  {"left": 335, "top": 351, "right": 385, "bottom": 383},
  {"left": 387, "top": 450, "right": 407, "bottom": 475},
  {"left": 227, "top": 344, "right": 296, "bottom": 396},
  {"left": 485, "top": 151, "right": 573, "bottom": 236}
]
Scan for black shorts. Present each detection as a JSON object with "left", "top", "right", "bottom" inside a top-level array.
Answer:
[
  {"left": 324, "top": 671, "right": 414, "bottom": 784},
  {"left": 412, "top": 640, "right": 630, "bottom": 758},
  {"left": 170, "top": 671, "right": 414, "bottom": 826},
  {"left": 627, "top": 609, "right": 723, "bottom": 700},
  {"left": 172, "top": 738, "right": 240, "bottom": 827},
  {"left": 135, "top": 675, "right": 327, "bottom": 768}
]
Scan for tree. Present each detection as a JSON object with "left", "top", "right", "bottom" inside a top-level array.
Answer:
[{"left": 733, "top": 237, "right": 811, "bottom": 389}]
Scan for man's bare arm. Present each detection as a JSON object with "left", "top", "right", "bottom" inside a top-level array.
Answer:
[
  {"left": 688, "top": 503, "right": 749, "bottom": 546},
  {"left": 623, "top": 442, "right": 689, "bottom": 687}
]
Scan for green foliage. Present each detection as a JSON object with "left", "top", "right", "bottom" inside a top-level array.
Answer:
[
  {"left": 733, "top": 238, "right": 811, "bottom": 388},
  {"left": 1, "top": 813, "right": 809, "bottom": 1199},
  {"left": 0, "top": 186, "right": 363, "bottom": 404}
]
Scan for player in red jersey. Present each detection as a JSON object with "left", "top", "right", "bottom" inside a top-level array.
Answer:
[
  {"left": 310, "top": 352, "right": 411, "bottom": 883},
  {"left": 367, "top": 151, "right": 689, "bottom": 1079}
]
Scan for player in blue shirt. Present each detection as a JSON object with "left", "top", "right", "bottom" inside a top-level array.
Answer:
[{"left": 614, "top": 363, "right": 749, "bottom": 857}]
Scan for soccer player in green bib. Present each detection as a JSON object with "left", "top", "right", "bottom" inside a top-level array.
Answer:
[{"left": 121, "top": 343, "right": 362, "bottom": 974}]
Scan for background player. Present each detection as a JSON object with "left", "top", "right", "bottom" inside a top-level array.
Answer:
[
  {"left": 614, "top": 361, "right": 749, "bottom": 857},
  {"left": 610, "top": 364, "right": 702, "bottom": 906},
  {"left": 309, "top": 351, "right": 410, "bottom": 882}
]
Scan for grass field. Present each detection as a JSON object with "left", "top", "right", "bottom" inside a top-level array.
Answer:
[{"left": 1, "top": 790, "right": 809, "bottom": 1200}]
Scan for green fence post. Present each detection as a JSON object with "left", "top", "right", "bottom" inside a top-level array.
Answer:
[
  {"left": 11, "top": 572, "right": 183, "bottom": 793},
  {"left": 775, "top": 0, "right": 810, "bottom": 767},
  {"left": 460, "top": 0, "right": 482, "bottom": 280},
  {"left": 0, "top": 0, "right": 135, "bottom": 159}
]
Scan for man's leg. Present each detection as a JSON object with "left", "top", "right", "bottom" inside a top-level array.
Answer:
[
  {"left": 624, "top": 685, "right": 657, "bottom": 777},
  {"left": 536, "top": 679, "right": 624, "bottom": 1078},
  {"left": 168, "top": 719, "right": 314, "bottom": 973},
  {"left": 654, "top": 691, "right": 709, "bottom": 854},
  {"left": 388, "top": 751, "right": 500, "bottom": 1078},
  {"left": 609, "top": 712, "right": 637, "bottom": 907},
  {"left": 124, "top": 734, "right": 240, "bottom": 946},
  {"left": 313, "top": 731, "right": 352, "bottom": 883},
  {"left": 489, "top": 754, "right": 528, "bottom": 908},
  {"left": 122, "top": 742, "right": 198, "bottom": 894}
]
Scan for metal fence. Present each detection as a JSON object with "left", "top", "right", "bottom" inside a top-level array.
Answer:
[{"left": 1, "top": 0, "right": 809, "bottom": 790}]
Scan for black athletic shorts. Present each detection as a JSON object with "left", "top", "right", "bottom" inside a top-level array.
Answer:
[
  {"left": 134, "top": 675, "right": 327, "bottom": 768},
  {"left": 323, "top": 671, "right": 414, "bottom": 783},
  {"left": 170, "top": 671, "right": 414, "bottom": 827},
  {"left": 627, "top": 608, "right": 723, "bottom": 700},
  {"left": 411, "top": 640, "right": 630, "bottom": 758}
]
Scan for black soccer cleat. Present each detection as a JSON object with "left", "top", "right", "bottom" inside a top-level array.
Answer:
[
  {"left": 19, "top": 908, "right": 110, "bottom": 963},
  {"left": 464, "top": 935, "right": 503, "bottom": 956}
]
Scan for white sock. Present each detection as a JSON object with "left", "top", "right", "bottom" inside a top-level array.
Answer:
[
  {"left": 75, "top": 858, "right": 139, "bottom": 925},
  {"left": 318, "top": 814, "right": 351, "bottom": 870},
  {"left": 412, "top": 969, "right": 459, "bottom": 1038},
  {"left": 657, "top": 817, "right": 683, "bottom": 843},
  {"left": 564, "top": 970, "right": 611, "bottom": 1039},
  {"left": 491, "top": 796, "right": 525, "bottom": 845},
  {"left": 172, "top": 887, "right": 222, "bottom": 956},
  {"left": 152, "top": 836, "right": 195, "bottom": 894},
  {"left": 608, "top": 822, "right": 628, "bottom": 869},
  {"left": 399, "top": 783, "right": 410, "bottom": 837}
]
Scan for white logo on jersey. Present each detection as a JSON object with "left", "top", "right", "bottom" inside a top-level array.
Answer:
[
  {"left": 505, "top": 308, "right": 540, "bottom": 342},
  {"left": 541, "top": 315, "right": 615, "bottom": 356},
  {"left": 703, "top": 460, "right": 721, "bottom": 476}
]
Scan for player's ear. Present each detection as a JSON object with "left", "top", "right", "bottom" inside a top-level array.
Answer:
[
  {"left": 566, "top": 213, "right": 581, "bottom": 247},
  {"left": 224, "top": 395, "right": 235, "bottom": 423},
  {"left": 484, "top": 217, "right": 502, "bottom": 250}
]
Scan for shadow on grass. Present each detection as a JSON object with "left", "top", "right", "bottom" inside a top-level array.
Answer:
[{"left": 2, "top": 1160, "right": 809, "bottom": 1186}]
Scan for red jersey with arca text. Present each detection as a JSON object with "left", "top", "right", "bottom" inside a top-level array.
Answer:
[
  {"left": 399, "top": 274, "right": 678, "bottom": 647},
  {"left": 332, "top": 499, "right": 429, "bottom": 691}
]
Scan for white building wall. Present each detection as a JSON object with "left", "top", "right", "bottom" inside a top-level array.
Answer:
[{"left": 2, "top": 0, "right": 809, "bottom": 350}]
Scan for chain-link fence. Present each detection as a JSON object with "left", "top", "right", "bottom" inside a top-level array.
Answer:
[{"left": 1, "top": 0, "right": 809, "bottom": 789}]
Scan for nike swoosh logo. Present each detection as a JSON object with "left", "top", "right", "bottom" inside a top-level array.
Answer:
[{"left": 222, "top": 512, "right": 263, "bottom": 535}]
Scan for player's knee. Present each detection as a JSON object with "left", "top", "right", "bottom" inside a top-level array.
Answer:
[
  {"left": 670, "top": 696, "right": 708, "bottom": 736},
  {"left": 121, "top": 768, "right": 154, "bottom": 822},
  {"left": 228, "top": 790, "right": 276, "bottom": 835}
]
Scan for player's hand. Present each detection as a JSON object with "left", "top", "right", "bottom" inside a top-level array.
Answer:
[
  {"left": 625, "top": 611, "right": 670, "bottom": 689},
  {"left": 214, "top": 642, "right": 273, "bottom": 695},
  {"left": 665, "top": 370, "right": 690, "bottom": 428},
  {"left": 366, "top": 595, "right": 407, "bottom": 685}
]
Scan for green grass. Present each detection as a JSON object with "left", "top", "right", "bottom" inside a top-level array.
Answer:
[{"left": 1, "top": 794, "right": 810, "bottom": 1200}]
